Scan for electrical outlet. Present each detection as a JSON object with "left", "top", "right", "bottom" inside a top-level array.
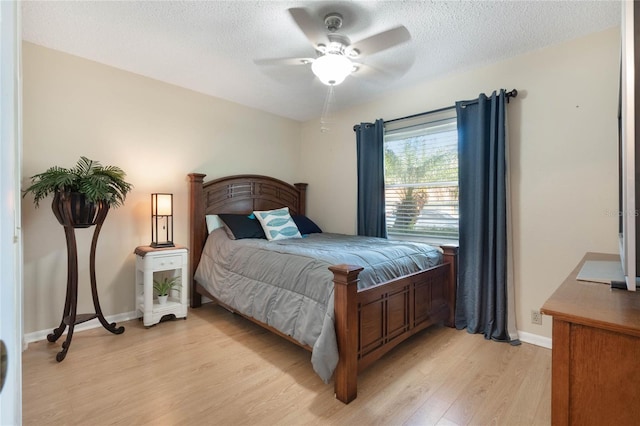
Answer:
[{"left": 531, "top": 309, "right": 542, "bottom": 325}]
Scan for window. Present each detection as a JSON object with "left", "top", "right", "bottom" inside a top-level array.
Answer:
[{"left": 384, "top": 109, "right": 459, "bottom": 241}]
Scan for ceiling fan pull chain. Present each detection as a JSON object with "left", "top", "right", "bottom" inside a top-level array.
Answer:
[{"left": 320, "top": 85, "right": 335, "bottom": 132}]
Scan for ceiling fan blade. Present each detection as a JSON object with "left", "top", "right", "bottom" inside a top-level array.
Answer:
[
  {"left": 349, "top": 26, "right": 411, "bottom": 57},
  {"left": 288, "top": 8, "right": 329, "bottom": 48},
  {"left": 352, "top": 62, "right": 395, "bottom": 83},
  {"left": 254, "top": 57, "right": 314, "bottom": 67}
]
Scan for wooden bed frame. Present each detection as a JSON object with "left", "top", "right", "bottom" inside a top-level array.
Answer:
[{"left": 188, "top": 173, "right": 458, "bottom": 404}]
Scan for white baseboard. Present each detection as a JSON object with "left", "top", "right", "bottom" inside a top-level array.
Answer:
[
  {"left": 23, "top": 311, "right": 138, "bottom": 348},
  {"left": 23, "top": 311, "right": 552, "bottom": 353},
  {"left": 517, "top": 330, "right": 552, "bottom": 349}
]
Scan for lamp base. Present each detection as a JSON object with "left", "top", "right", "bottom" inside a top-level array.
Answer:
[{"left": 150, "top": 242, "right": 175, "bottom": 248}]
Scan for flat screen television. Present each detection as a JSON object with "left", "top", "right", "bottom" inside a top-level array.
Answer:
[{"left": 619, "top": 0, "right": 639, "bottom": 291}]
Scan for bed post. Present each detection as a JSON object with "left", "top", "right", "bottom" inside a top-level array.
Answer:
[
  {"left": 188, "top": 173, "right": 206, "bottom": 308},
  {"left": 294, "top": 183, "right": 307, "bottom": 215},
  {"left": 441, "top": 245, "right": 459, "bottom": 328},
  {"left": 330, "top": 264, "right": 364, "bottom": 404}
]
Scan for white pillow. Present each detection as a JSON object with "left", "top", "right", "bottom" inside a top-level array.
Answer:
[
  {"left": 253, "top": 207, "right": 302, "bottom": 241},
  {"left": 206, "top": 214, "right": 225, "bottom": 234}
]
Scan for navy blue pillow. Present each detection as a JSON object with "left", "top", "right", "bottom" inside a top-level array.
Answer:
[
  {"left": 292, "top": 215, "right": 322, "bottom": 235},
  {"left": 218, "top": 214, "right": 266, "bottom": 239}
]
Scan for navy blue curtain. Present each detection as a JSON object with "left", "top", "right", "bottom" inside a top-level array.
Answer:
[
  {"left": 355, "top": 119, "right": 386, "bottom": 237},
  {"left": 455, "top": 90, "right": 517, "bottom": 344}
]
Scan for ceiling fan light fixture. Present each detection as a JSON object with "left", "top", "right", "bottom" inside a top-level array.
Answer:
[{"left": 311, "top": 53, "right": 353, "bottom": 86}]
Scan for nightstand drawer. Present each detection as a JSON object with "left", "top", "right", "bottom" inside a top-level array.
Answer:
[{"left": 152, "top": 254, "right": 183, "bottom": 270}]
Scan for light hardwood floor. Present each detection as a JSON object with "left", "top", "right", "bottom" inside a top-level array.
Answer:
[{"left": 23, "top": 305, "right": 551, "bottom": 425}]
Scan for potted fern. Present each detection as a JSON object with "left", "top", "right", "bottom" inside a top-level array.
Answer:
[
  {"left": 23, "top": 156, "right": 133, "bottom": 227},
  {"left": 153, "top": 276, "right": 181, "bottom": 305}
]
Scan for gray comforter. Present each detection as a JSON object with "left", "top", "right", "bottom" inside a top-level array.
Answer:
[{"left": 194, "top": 229, "right": 442, "bottom": 382}]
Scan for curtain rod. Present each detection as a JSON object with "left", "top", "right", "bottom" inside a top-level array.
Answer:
[{"left": 383, "top": 88, "right": 518, "bottom": 125}]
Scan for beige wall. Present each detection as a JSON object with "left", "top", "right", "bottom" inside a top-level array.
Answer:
[
  {"left": 300, "top": 28, "right": 621, "bottom": 339},
  {"left": 22, "top": 42, "right": 301, "bottom": 334},
  {"left": 23, "top": 27, "right": 620, "bottom": 341}
]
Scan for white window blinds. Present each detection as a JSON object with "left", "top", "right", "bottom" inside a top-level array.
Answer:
[{"left": 384, "top": 109, "right": 459, "bottom": 241}]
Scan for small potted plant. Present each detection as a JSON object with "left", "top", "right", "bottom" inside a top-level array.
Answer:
[
  {"left": 153, "top": 276, "right": 181, "bottom": 305},
  {"left": 23, "top": 156, "right": 133, "bottom": 227}
]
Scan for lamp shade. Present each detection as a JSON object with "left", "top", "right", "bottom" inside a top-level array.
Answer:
[
  {"left": 153, "top": 194, "right": 172, "bottom": 216},
  {"left": 151, "top": 193, "right": 174, "bottom": 248},
  {"left": 311, "top": 54, "right": 353, "bottom": 86}
]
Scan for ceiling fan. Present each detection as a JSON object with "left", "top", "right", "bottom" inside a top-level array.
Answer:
[{"left": 255, "top": 7, "right": 412, "bottom": 86}]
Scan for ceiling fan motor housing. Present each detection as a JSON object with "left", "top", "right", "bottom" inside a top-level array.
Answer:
[{"left": 322, "top": 33, "right": 350, "bottom": 55}]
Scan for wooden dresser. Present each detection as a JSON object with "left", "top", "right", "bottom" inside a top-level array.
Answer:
[{"left": 541, "top": 252, "right": 640, "bottom": 426}]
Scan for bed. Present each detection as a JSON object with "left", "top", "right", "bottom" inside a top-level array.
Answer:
[{"left": 188, "top": 173, "right": 458, "bottom": 404}]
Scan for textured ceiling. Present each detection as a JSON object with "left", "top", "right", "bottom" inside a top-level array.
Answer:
[{"left": 22, "top": 1, "right": 621, "bottom": 122}]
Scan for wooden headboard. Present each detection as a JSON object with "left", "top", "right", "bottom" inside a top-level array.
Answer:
[{"left": 187, "top": 173, "right": 308, "bottom": 306}]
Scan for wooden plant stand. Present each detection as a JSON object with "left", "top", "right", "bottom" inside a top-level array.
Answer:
[{"left": 47, "top": 192, "right": 124, "bottom": 362}]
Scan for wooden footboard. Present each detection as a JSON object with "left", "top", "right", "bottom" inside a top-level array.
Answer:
[{"left": 331, "top": 245, "right": 458, "bottom": 403}]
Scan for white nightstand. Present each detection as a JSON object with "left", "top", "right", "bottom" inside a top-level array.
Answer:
[{"left": 134, "top": 245, "right": 188, "bottom": 327}]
